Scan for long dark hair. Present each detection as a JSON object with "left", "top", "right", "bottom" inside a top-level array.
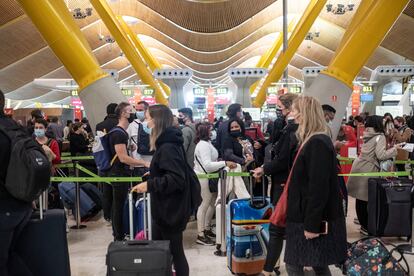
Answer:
[
  {"left": 365, "top": 115, "right": 385, "bottom": 133},
  {"left": 228, "top": 118, "right": 245, "bottom": 136},
  {"left": 195, "top": 122, "right": 211, "bottom": 144}
]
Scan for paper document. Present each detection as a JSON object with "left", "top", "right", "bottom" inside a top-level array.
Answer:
[{"left": 402, "top": 143, "right": 414, "bottom": 153}]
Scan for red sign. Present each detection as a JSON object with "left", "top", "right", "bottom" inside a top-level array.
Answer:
[
  {"left": 74, "top": 108, "right": 82, "bottom": 120},
  {"left": 207, "top": 88, "right": 215, "bottom": 122},
  {"left": 266, "top": 94, "right": 278, "bottom": 105},
  {"left": 142, "top": 97, "right": 156, "bottom": 105},
  {"left": 351, "top": 86, "right": 361, "bottom": 116},
  {"left": 216, "top": 96, "right": 230, "bottom": 105},
  {"left": 4, "top": 108, "right": 13, "bottom": 115},
  {"left": 71, "top": 97, "right": 83, "bottom": 107}
]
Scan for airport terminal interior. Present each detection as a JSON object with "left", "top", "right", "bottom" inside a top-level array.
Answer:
[{"left": 1, "top": 0, "right": 414, "bottom": 275}]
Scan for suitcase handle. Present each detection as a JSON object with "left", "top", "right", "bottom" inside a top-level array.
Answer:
[{"left": 127, "top": 240, "right": 150, "bottom": 246}]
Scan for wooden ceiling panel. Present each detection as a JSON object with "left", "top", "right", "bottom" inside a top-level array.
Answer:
[
  {"left": 0, "top": 0, "right": 24, "bottom": 26},
  {"left": 381, "top": 15, "right": 414, "bottom": 61},
  {"left": 403, "top": 0, "right": 414, "bottom": 18},
  {"left": 0, "top": 48, "right": 61, "bottom": 92},
  {"left": 136, "top": 0, "right": 276, "bottom": 33},
  {"left": 0, "top": 18, "right": 46, "bottom": 69}
]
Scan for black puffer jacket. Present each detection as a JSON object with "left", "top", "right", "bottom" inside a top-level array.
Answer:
[{"left": 147, "top": 127, "right": 191, "bottom": 232}]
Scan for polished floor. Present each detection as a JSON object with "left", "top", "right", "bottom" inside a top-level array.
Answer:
[{"left": 67, "top": 197, "right": 414, "bottom": 276}]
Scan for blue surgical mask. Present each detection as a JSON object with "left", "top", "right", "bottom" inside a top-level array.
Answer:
[
  {"left": 136, "top": 111, "right": 145, "bottom": 121},
  {"left": 34, "top": 129, "right": 45, "bottom": 138},
  {"left": 142, "top": 121, "right": 152, "bottom": 135}
]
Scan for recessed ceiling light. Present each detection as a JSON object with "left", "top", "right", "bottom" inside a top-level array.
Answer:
[{"left": 122, "top": 15, "right": 139, "bottom": 25}]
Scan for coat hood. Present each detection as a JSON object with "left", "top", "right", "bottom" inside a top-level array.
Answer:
[
  {"left": 362, "top": 127, "right": 381, "bottom": 143},
  {"left": 156, "top": 126, "right": 184, "bottom": 147}
]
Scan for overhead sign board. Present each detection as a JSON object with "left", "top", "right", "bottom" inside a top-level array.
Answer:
[
  {"left": 193, "top": 88, "right": 205, "bottom": 96},
  {"left": 215, "top": 87, "right": 228, "bottom": 95}
]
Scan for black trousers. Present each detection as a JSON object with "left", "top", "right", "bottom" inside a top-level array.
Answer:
[
  {"left": 0, "top": 199, "right": 33, "bottom": 276},
  {"left": 263, "top": 224, "right": 285, "bottom": 272},
  {"left": 100, "top": 170, "right": 112, "bottom": 221},
  {"left": 355, "top": 199, "right": 368, "bottom": 230},
  {"left": 152, "top": 223, "right": 189, "bottom": 276},
  {"left": 286, "top": 264, "right": 331, "bottom": 276},
  {"left": 111, "top": 183, "right": 129, "bottom": 241}
]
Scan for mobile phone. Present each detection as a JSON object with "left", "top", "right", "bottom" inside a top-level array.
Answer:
[{"left": 319, "top": 221, "right": 328, "bottom": 235}]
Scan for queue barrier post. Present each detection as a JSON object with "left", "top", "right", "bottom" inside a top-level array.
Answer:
[{"left": 71, "top": 161, "right": 87, "bottom": 230}]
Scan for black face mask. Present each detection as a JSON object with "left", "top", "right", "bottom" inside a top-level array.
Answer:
[
  {"left": 127, "top": 113, "right": 136, "bottom": 124},
  {"left": 276, "top": 108, "right": 284, "bottom": 120},
  {"left": 230, "top": 130, "right": 242, "bottom": 138},
  {"left": 178, "top": 117, "right": 185, "bottom": 125}
]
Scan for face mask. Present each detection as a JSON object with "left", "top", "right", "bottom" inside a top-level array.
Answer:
[
  {"left": 238, "top": 112, "right": 244, "bottom": 120},
  {"left": 178, "top": 117, "right": 185, "bottom": 125},
  {"left": 210, "top": 130, "right": 217, "bottom": 141},
  {"left": 287, "top": 116, "right": 295, "bottom": 122},
  {"left": 142, "top": 121, "right": 152, "bottom": 135},
  {"left": 127, "top": 113, "right": 136, "bottom": 124},
  {"left": 82, "top": 124, "right": 87, "bottom": 129},
  {"left": 328, "top": 120, "right": 333, "bottom": 126},
  {"left": 276, "top": 108, "right": 284, "bottom": 119},
  {"left": 230, "top": 130, "right": 242, "bottom": 138},
  {"left": 34, "top": 129, "right": 45, "bottom": 138},
  {"left": 136, "top": 111, "right": 145, "bottom": 121}
]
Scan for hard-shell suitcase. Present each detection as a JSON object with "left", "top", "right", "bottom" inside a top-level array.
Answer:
[
  {"left": 123, "top": 195, "right": 148, "bottom": 239},
  {"left": 368, "top": 178, "right": 413, "bottom": 238},
  {"left": 16, "top": 194, "right": 71, "bottom": 276},
  {"left": 226, "top": 175, "right": 273, "bottom": 275},
  {"left": 58, "top": 181, "right": 97, "bottom": 219},
  {"left": 107, "top": 192, "right": 172, "bottom": 275}
]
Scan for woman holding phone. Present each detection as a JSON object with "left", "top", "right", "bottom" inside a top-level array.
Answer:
[{"left": 284, "top": 96, "right": 347, "bottom": 275}]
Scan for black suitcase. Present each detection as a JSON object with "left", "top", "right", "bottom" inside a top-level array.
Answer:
[
  {"left": 107, "top": 192, "right": 172, "bottom": 276},
  {"left": 106, "top": 240, "right": 172, "bottom": 276},
  {"left": 15, "top": 208, "right": 71, "bottom": 276},
  {"left": 368, "top": 178, "right": 413, "bottom": 238}
]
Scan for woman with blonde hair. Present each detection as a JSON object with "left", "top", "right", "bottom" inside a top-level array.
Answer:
[
  {"left": 132, "top": 104, "right": 192, "bottom": 276},
  {"left": 283, "top": 96, "right": 347, "bottom": 275}
]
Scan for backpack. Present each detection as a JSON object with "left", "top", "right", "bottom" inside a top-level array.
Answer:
[
  {"left": 92, "top": 127, "right": 124, "bottom": 172},
  {"left": 181, "top": 146, "right": 202, "bottom": 211},
  {"left": 133, "top": 122, "right": 154, "bottom": 156},
  {"left": 0, "top": 124, "right": 51, "bottom": 202}
]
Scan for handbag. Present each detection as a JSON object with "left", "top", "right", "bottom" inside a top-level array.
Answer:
[
  {"left": 269, "top": 146, "right": 303, "bottom": 227},
  {"left": 195, "top": 155, "right": 221, "bottom": 193}
]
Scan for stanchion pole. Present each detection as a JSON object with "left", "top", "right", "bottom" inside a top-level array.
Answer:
[
  {"left": 215, "top": 170, "right": 227, "bottom": 257},
  {"left": 147, "top": 193, "right": 152, "bottom": 240},
  {"left": 71, "top": 161, "right": 87, "bottom": 229}
]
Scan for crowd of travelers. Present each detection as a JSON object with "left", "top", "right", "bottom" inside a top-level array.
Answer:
[{"left": 2, "top": 85, "right": 414, "bottom": 276}]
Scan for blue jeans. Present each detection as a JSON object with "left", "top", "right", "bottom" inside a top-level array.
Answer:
[{"left": 0, "top": 199, "right": 33, "bottom": 276}]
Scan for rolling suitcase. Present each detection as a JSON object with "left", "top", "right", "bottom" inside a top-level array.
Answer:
[
  {"left": 368, "top": 178, "right": 413, "bottom": 238},
  {"left": 58, "top": 181, "right": 98, "bottom": 220},
  {"left": 226, "top": 175, "right": 273, "bottom": 275},
  {"left": 81, "top": 182, "right": 103, "bottom": 210},
  {"left": 16, "top": 194, "right": 71, "bottom": 276},
  {"left": 107, "top": 192, "right": 172, "bottom": 275}
]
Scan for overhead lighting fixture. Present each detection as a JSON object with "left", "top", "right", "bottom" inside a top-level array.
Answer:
[
  {"left": 305, "top": 31, "right": 320, "bottom": 41},
  {"left": 72, "top": 7, "right": 93, "bottom": 19},
  {"left": 122, "top": 16, "right": 140, "bottom": 25},
  {"left": 326, "top": 2, "right": 355, "bottom": 15}
]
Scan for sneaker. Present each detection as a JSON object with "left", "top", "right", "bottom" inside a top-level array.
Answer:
[
  {"left": 360, "top": 227, "right": 369, "bottom": 236},
  {"left": 196, "top": 235, "right": 214, "bottom": 246},
  {"left": 353, "top": 217, "right": 360, "bottom": 225},
  {"left": 204, "top": 229, "right": 216, "bottom": 239}
]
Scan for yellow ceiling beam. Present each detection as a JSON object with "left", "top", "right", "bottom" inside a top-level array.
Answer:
[
  {"left": 116, "top": 15, "right": 171, "bottom": 96},
  {"left": 90, "top": 0, "right": 168, "bottom": 105},
  {"left": 16, "top": 0, "right": 108, "bottom": 90},
  {"left": 249, "top": 18, "right": 297, "bottom": 95},
  {"left": 253, "top": 0, "right": 327, "bottom": 107},
  {"left": 322, "top": 0, "right": 410, "bottom": 87}
]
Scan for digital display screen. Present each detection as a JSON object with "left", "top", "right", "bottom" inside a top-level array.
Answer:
[
  {"left": 193, "top": 88, "right": 205, "bottom": 96},
  {"left": 360, "top": 94, "right": 374, "bottom": 102},
  {"left": 193, "top": 97, "right": 206, "bottom": 105},
  {"left": 216, "top": 87, "right": 228, "bottom": 95}
]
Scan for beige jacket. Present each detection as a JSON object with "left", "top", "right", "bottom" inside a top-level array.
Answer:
[{"left": 347, "top": 128, "right": 397, "bottom": 201}]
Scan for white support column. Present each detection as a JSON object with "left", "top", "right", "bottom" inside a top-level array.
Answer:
[
  {"left": 228, "top": 68, "right": 267, "bottom": 107},
  {"left": 154, "top": 69, "right": 192, "bottom": 108}
]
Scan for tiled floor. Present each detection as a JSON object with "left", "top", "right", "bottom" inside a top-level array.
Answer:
[{"left": 67, "top": 197, "right": 414, "bottom": 275}]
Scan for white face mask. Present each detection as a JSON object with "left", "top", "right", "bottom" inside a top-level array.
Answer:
[{"left": 210, "top": 130, "right": 217, "bottom": 141}]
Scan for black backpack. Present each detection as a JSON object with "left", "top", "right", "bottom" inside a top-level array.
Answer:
[
  {"left": 0, "top": 124, "right": 51, "bottom": 202},
  {"left": 133, "top": 122, "right": 154, "bottom": 156},
  {"left": 181, "top": 147, "right": 202, "bottom": 212}
]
